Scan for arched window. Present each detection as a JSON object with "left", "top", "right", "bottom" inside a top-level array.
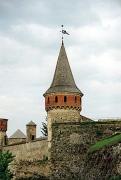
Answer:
[
  {"left": 47, "top": 97, "right": 50, "bottom": 104},
  {"left": 64, "top": 96, "right": 67, "bottom": 102},
  {"left": 55, "top": 96, "right": 58, "bottom": 103},
  {"left": 75, "top": 96, "right": 77, "bottom": 103}
]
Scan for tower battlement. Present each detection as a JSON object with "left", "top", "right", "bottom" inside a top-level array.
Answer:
[{"left": 45, "top": 93, "right": 82, "bottom": 111}]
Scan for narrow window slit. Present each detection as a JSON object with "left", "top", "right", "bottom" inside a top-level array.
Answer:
[
  {"left": 64, "top": 96, "right": 67, "bottom": 102},
  {"left": 47, "top": 97, "right": 50, "bottom": 104},
  {"left": 55, "top": 96, "right": 58, "bottom": 103},
  {"left": 75, "top": 96, "right": 77, "bottom": 103}
]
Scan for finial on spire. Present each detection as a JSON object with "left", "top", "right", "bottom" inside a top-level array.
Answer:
[
  {"left": 60, "top": 25, "right": 70, "bottom": 43},
  {"left": 61, "top": 25, "right": 64, "bottom": 41}
]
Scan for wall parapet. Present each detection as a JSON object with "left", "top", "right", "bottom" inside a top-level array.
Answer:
[
  {"left": 52, "top": 120, "right": 121, "bottom": 126},
  {"left": 3, "top": 137, "right": 48, "bottom": 162},
  {"left": 4, "top": 136, "right": 47, "bottom": 147}
]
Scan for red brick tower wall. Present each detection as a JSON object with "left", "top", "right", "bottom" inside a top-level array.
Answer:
[
  {"left": 45, "top": 93, "right": 82, "bottom": 111},
  {"left": 0, "top": 118, "right": 8, "bottom": 131}
]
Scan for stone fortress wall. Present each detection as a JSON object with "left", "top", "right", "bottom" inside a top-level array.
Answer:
[
  {"left": 3, "top": 137, "right": 49, "bottom": 179},
  {"left": 50, "top": 120, "right": 121, "bottom": 179},
  {"left": 2, "top": 119, "right": 121, "bottom": 179},
  {"left": 3, "top": 137, "right": 48, "bottom": 162},
  {"left": 0, "top": 119, "right": 49, "bottom": 178},
  {"left": 8, "top": 138, "right": 26, "bottom": 145}
]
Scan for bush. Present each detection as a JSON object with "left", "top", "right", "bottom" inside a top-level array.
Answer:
[{"left": 0, "top": 150, "right": 14, "bottom": 180}]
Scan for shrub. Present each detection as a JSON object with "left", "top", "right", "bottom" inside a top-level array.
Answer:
[{"left": 0, "top": 150, "right": 14, "bottom": 180}]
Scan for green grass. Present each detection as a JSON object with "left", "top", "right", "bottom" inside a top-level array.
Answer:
[
  {"left": 80, "top": 120, "right": 121, "bottom": 126},
  {"left": 110, "top": 175, "right": 121, "bottom": 180},
  {"left": 89, "top": 133, "right": 121, "bottom": 153}
]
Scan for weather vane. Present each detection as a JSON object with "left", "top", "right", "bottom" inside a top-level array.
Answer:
[{"left": 60, "top": 25, "right": 70, "bottom": 40}]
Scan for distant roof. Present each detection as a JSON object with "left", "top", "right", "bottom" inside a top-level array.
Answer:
[
  {"left": 44, "top": 41, "right": 83, "bottom": 96},
  {"left": 9, "top": 129, "right": 26, "bottom": 139},
  {"left": 26, "top": 121, "right": 36, "bottom": 126}
]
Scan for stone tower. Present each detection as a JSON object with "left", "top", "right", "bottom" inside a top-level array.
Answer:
[
  {"left": 26, "top": 121, "right": 36, "bottom": 141},
  {"left": 0, "top": 118, "right": 8, "bottom": 146},
  {"left": 44, "top": 41, "right": 83, "bottom": 150}
]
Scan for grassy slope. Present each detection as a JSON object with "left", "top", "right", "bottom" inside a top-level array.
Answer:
[{"left": 89, "top": 133, "right": 121, "bottom": 153}]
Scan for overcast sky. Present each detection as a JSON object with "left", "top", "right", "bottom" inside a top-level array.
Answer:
[{"left": 0, "top": 0, "right": 121, "bottom": 137}]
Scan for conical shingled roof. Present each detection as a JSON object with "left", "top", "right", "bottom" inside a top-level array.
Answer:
[
  {"left": 44, "top": 41, "right": 83, "bottom": 96},
  {"left": 9, "top": 129, "right": 26, "bottom": 139},
  {"left": 26, "top": 121, "right": 36, "bottom": 126}
]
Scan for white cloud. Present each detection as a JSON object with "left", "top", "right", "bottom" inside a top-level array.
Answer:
[{"left": 11, "top": 24, "right": 59, "bottom": 46}]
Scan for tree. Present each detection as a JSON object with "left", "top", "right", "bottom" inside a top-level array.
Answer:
[
  {"left": 41, "top": 117, "right": 48, "bottom": 136},
  {"left": 0, "top": 150, "right": 14, "bottom": 180}
]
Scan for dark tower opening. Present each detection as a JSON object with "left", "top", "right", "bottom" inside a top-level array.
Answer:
[
  {"left": 75, "top": 96, "right": 77, "bottom": 103},
  {"left": 31, "top": 135, "right": 35, "bottom": 140},
  {"left": 64, "top": 96, "right": 67, "bottom": 102},
  {"left": 55, "top": 96, "right": 58, "bottom": 103},
  {"left": 47, "top": 97, "right": 50, "bottom": 104},
  {"left": 4, "top": 135, "right": 7, "bottom": 145}
]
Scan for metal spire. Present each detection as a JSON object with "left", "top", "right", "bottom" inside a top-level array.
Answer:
[{"left": 60, "top": 25, "right": 70, "bottom": 43}]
